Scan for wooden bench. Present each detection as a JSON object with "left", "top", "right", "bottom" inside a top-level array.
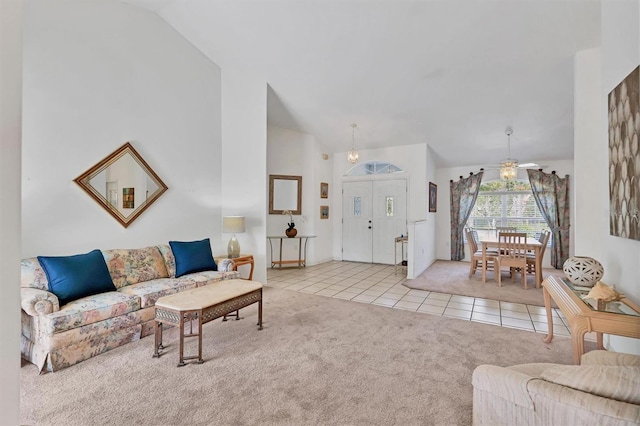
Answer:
[{"left": 152, "top": 279, "right": 263, "bottom": 366}]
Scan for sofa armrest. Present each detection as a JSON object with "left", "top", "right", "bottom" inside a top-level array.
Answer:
[
  {"left": 581, "top": 350, "right": 640, "bottom": 367},
  {"left": 21, "top": 287, "right": 59, "bottom": 316},
  {"left": 472, "top": 364, "right": 535, "bottom": 410}
]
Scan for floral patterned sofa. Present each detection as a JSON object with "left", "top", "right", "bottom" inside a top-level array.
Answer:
[{"left": 20, "top": 243, "right": 239, "bottom": 373}]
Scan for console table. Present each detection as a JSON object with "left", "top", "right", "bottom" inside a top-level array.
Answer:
[
  {"left": 394, "top": 236, "right": 408, "bottom": 275},
  {"left": 267, "top": 235, "right": 316, "bottom": 269},
  {"left": 542, "top": 275, "right": 640, "bottom": 364}
]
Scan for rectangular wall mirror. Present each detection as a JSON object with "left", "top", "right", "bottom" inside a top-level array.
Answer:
[{"left": 269, "top": 174, "right": 302, "bottom": 215}]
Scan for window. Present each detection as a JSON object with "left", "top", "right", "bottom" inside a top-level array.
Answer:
[
  {"left": 466, "top": 180, "right": 549, "bottom": 243},
  {"left": 345, "top": 161, "right": 404, "bottom": 176}
]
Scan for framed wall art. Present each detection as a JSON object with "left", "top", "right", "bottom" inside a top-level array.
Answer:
[
  {"left": 608, "top": 65, "right": 639, "bottom": 240},
  {"left": 122, "top": 188, "right": 135, "bottom": 209},
  {"left": 320, "top": 205, "right": 329, "bottom": 219},
  {"left": 320, "top": 182, "right": 328, "bottom": 198},
  {"left": 428, "top": 182, "right": 437, "bottom": 213}
]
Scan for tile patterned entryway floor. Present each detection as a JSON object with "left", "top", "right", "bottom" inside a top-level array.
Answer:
[{"left": 267, "top": 260, "right": 596, "bottom": 341}]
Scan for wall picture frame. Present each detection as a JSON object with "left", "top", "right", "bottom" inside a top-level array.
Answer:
[
  {"left": 608, "top": 65, "right": 639, "bottom": 240},
  {"left": 122, "top": 187, "right": 135, "bottom": 209},
  {"left": 320, "top": 205, "right": 329, "bottom": 219},
  {"left": 428, "top": 182, "right": 437, "bottom": 213},
  {"left": 320, "top": 182, "right": 328, "bottom": 198}
]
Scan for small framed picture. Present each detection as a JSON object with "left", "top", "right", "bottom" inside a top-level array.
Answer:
[
  {"left": 320, "top": 182, "right": 328, "bottom": 198},
  {"left": 320, "top": 205, "right": 329, "bottom": 219},
  {"left": 428, "top": 182, "right": 437, "bottom": 213}
]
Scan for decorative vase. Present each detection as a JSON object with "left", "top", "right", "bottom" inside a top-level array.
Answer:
[
  {"left": 562, "top": 256, "right": 604, "bottom": 287},
  {"left": 285, "top": 227, "right": 297, "bottom": 238}
]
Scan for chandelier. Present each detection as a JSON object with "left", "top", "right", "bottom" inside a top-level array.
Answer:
[
  {"left": 500, "top": 128, "right": 518, "bottom": 180},
  {"left": 347, "top": 123, "right": 359, "bottom": 164}
]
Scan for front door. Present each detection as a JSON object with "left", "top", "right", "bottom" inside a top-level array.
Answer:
[
  {"left": 342, "top": 179, "right": 407, "bottom": 264},
  {"left": 342, "top": 181, "right": 372, "bottom": 262}
]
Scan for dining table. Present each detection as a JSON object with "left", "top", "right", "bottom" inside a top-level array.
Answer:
[{"left": 481, "top": 236, "right": 543, "bottom": 287}]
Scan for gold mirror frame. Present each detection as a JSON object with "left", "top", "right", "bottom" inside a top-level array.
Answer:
[
  {"left": 269, "top": 174, "right": 302, "bottom": 215},
  {"left": 74, "top": 142, "right": 168, "bottom": 228}
]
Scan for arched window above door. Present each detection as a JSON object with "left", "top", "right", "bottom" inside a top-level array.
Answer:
[{"left": 344, "top": 161, "right": 405, "bottom": 176}]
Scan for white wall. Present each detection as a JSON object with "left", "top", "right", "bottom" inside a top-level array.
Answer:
[
  {"left": 220, "top": 66, "right": 268, "bottom": 283},
  {"left": 22, "top": 1, "right": 226, "bottom": 257},
  {"left": 435, "top": 161, "right": 575, "bottom": 266},
  {"left": 0, "top": 0, "right": 22, "bottom": 422},
  {"left": 157, "top": 3, "right": 269, "bottom": 282},
  {"left": 575, "top": 0, "right": 640, "bottom": 355},
  {"left": 424, "top": 144, "right": 438, "bottom": 267},
  {"left": 574, "top": 47, "right": 602, "bottom": 256},
  {"left": 407, "top": 143, "right": 438, "bottom": 278},
  {"left": 267, "top": 125, "right": 333, "bottom": 266}
]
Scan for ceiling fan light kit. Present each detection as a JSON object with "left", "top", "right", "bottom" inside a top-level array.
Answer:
[{"left": 500, "top": 160, "right": 518, "bottom": 180}]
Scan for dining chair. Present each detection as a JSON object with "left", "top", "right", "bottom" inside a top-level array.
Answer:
[
  {"left": 495, "top": 232, "right": 529, "bottom": 289},
  {"left": 526, "top": 229, "right": 550, "bottom": 276},
  {"left": 495, "top": 226, "right": 517, "bottom": 237},
  {"left": 465, "top": 228, "right": 498, "bottom": 278}
]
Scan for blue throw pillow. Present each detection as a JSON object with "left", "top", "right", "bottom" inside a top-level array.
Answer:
[
  {"left": 169, "top": 238, "right": 217, "bottom": 278},
  {"left": 37, "top": 249, "right": 116, "bottom": 306}
]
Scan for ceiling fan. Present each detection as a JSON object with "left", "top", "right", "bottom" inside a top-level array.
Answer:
[{"left": 484, "top": 127, "right": 544, "bottom": 179}]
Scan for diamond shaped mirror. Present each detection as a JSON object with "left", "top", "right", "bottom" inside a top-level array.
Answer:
[{"left": 74, "top": 142, "right": 168, "bottom": 228}]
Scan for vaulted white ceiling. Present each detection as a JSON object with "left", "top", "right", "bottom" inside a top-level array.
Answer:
[{"left": 126, "top": 0, "right": 601, "bottom": 168}]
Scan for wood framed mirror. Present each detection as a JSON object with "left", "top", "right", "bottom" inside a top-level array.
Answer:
[
  {"left": 74, "top": 142, "right": 168, "bottom": 228},
  {"left": 269, "top": 174, "right": 302, "bottom": 215}
]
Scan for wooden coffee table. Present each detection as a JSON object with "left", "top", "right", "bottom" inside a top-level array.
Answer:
[{"left": 153, "top": 279, "right": 263, "bottom": 366}]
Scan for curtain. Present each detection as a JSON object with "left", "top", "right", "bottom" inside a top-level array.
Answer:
[
  {"left": 527, "top": 169, "right": 570, "bottom": 268},
  {"left": 450, "top": 172, "right": 484, "bottom": 260}
]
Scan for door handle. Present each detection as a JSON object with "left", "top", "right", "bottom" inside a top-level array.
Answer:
[{"left": 368, "top": 226, "right": 372, "bottom": 229}]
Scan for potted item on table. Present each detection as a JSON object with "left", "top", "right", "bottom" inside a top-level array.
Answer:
[{"left": 283, "top": 210, "right": 297, "bottom": 238}]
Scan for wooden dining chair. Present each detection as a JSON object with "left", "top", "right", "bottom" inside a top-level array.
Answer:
[
  {"left": 495, "top": 226, "right": 517, "bottom": 236},
  {"left": 466, "top": 228, "right": 498, "bottom": 278},
  {"left": 495, "top": 232, "right": 529, "bottom": 289},
  {"left": 526, "top": 229, "right": 550, "bottom": 276}
]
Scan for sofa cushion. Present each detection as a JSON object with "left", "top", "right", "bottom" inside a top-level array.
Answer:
[
  {"left": 117, "top": 277, "right": 198, "bottom": 308},
  {"left": 38, "top": 250, "right": 116, "bottom": 305},
  {"left": 157, "top": 244, "right": 176, "bottom": 277},
  {"left": 21, "top": 257, "right": 49, "bottom": 290},
  {"left": 169, "top": 238, "right": 217, "bottom": 278},
  {"left": 540, "top": 365, "right": 640, "bottom": 405},
  {"left": 184, "top": 270, "right": 239, "bottom": 287},
  {"left": 103, "top": 246, "right": 169, "bottom": 289},
  {"left": 40, "top": 291, "right": 140, "bottom": 334}
]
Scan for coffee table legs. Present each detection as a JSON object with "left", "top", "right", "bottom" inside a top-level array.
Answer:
[
  {"left": 153, "top": 290, "right": 263, "bottom": 366},
  {"left": 153, "top": 320, "right": 164, "bottom": 358},
  {"left": 178, "top": 311, "right": 203, "bottom": 367}
]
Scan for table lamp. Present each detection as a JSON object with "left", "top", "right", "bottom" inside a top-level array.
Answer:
[{"left": 222, "top": 216, "right": 245, "bottom": 258}]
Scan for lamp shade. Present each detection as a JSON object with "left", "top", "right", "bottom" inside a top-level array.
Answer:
[{"left": 223, "top": 216, "right": 245, "bottom": 234}]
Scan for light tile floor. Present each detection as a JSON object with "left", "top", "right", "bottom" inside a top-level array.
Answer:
[{"left": 267, "top": 260, "right": 596, "bottom": 341}]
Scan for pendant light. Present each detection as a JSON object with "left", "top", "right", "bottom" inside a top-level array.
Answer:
[
  {"left": 347, "top": 123, "right": 359, "bottom": 164},
  {"left": 500, "top": 127, "right": 518, "bottom": 180}
]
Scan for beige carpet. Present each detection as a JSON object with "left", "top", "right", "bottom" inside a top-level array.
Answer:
[
  {"left": 405, "top": 260, "right": 558, "bottom": 306},
  {"left": 21, "top": 286, "right": 583, "bottom": 426}
]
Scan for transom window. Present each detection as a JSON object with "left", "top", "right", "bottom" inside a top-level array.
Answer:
[
  {"left": 345, "top": 161, "right": 404, "bottom": 176},
  {"left": 466, "top": 180, "right": 549, "bottom": 242}
]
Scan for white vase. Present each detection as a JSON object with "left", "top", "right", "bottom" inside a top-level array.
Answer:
[{"left": 562, "top": 256, "right": 604, "bottom": 287}]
